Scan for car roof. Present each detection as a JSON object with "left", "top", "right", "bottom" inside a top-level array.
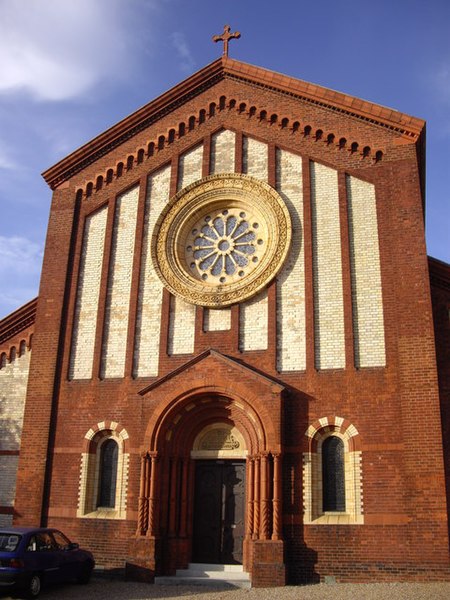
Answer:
[{"left": 0, "top": 527, "right": 59, "bottom": 535}]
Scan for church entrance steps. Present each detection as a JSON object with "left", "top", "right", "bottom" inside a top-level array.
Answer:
[{"left": 154, "top": 563, "right": 251, "bottom": 588}]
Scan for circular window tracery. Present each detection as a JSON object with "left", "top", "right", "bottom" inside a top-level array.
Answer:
[
  {"left": 151, "top": 173, "right": 292, "bottom": 307},
  {"left": 187, "top": 208, "right": 264, "bottom": 284}
]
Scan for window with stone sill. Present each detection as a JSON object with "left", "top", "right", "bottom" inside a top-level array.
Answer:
[
  {"left": 303, "top": 422, "right": 363, "bottom": 525},
  {"left": 77, "top": 429, "right": 129, "bottom": 520}
]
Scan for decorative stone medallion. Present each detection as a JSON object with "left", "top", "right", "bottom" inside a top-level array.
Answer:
[{"left": 151, "top": 173, "right": 292, "bottom": 307}]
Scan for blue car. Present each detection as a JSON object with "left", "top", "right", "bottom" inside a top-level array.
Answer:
[{"left": 0, "top": 527, "right": 95, "bottom": 598}]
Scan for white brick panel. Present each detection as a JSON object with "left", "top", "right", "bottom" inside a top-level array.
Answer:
[
  {"left": 239, "top": 290, "right": 268, "bottom": 351},
  {"left": 242, "top": 136, "right": 268, "bottom": 180},
  {"left": 276, "top": 149, "right": 305, "bottom": 371},
  {"left": 134, "top": 167, "right": 171, "bottom": 376},
  {"left": 240, "top": 136, "right": 269, "bottom": 350},
  {"left": 101, "top": 186, "right": 140, "bottom": 378},
  {"left": 210, "top": 129, "right": 235, "bottom": 173},
  {"left": 310, "top": 162, "right": 345, "bottom": 369},
  {"left": 69, "top": 206, "right": 108, "bottom": 379},
  {"left": 204, "top": 308, "right": 232, "bottom": 331},
  {"left": 0, "top": 455, "right": 19, "bottom": 505},
  {"left": 178, "top": 144, "right": 203, "bottom": 190},
  {"left": 347, "top": 176, "right": 386, "bottom": 367},
  {"left": 0, "top": 350, "right": 30, "bottom": 451},
  {"left": 168, "top": 295, "right": 196, "bottom": 355}
]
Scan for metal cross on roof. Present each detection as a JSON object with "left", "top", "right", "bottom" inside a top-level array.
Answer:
[{"left": 212, "top": 25, "right": 241, "bottom": 58}]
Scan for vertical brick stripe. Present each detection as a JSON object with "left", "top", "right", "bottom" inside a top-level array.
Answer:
[
  {"left": 240, "top": 136, "right": 269, "bottom": 351},
  {"left": 167, "top": 144, "right": 204, "bottom": 354},
  {"left": 177, "top": 144, "right": 203, "bottom": 190},
  {"left": 310, "top": 161, "right": 345, "bottom": 369},
  {"left": 203, "top": 129, "right": 236, "bottom": 330},
  {"left": 168, "top": 295, "right": 196, "bottom": 355},
  {"left": 69, "top": 206, "right": 108, "bottom": 379},
  {"left": 134, "top": 167, "right": 171, "bottom": 376},
  {"left": 101, "top": 186, "right": 140, "bottom": 378},
  {"left": 276, "top": 149, "right": 305, "bottom": 371},
  {"left": 210, "top": 129, "right": 236, "bottom": 174},
  {"left": 0, "top": 350, "right": 30, "bottom": 523},
  {"left": 347, "top": 175, "right": 385, "bottom": 367}
]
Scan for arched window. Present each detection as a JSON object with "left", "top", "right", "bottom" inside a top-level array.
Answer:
[
  {"left": 97, "top": 439, "right": 118, "bottom": 508},
  {"left": 322, "top": 436, "right": 345, "bottom": 511},
  {"left": 303, "top": 417, "right": 363, "bottom": 525},
  {"left": 77, "top": 424, "right": 129, "bottom": 519}
]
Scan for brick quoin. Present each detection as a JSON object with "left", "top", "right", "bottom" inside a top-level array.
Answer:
[{"left": 0, "top": 56, "right": 448, "bottom": 585}]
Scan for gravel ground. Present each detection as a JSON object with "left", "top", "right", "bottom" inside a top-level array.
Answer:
[{"left": 3, "top": 579, "right": 450, "bottom": 600}]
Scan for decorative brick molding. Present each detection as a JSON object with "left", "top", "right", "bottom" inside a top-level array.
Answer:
[
  {"left": 303, "top": 416, "right": 363, "bottom": 524},
  {"left": 77, "top": 422, "right": 129, "bottom": 520},
  {"left": 72, "top": 95, "right": 386, "bottom": 203}
]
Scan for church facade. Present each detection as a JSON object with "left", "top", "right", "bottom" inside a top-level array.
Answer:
[{"left": 1, "top": 54, "right": 450, "bottom": 586}]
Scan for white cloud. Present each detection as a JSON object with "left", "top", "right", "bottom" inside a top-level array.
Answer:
[
  {"left": 171, "top": 32, "right": 196, "bottom": 74},
  {"left": 0, "top": 0, "right": 155, "bottom": 101},
  {"left": 0, "top": 236, "right": 43, "bottom": 274},
  {"left": 0, "top": 146, "right": 17, "bottom": 170}
]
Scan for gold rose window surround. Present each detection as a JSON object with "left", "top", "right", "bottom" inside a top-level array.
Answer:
[{"left": 152, "top": 173, "right": 292, "bottom": 308}]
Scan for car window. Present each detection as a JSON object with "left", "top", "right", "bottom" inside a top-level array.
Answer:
[
  {"left": 0, "top": 533, "right": 21, "bottom": 552},
  {"left": 51, "top": 531, "right": 71, "bottom": 550},
  {"left": 35, "top": 532, "right": 56, "bottom": 552},
  {"left": 26, "top": 536, "right": 38, "bottom": 552}
]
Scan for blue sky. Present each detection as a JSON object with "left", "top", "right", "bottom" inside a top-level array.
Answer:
[{"left": 0, "top": 0, "right": 449, "bottom": 319}]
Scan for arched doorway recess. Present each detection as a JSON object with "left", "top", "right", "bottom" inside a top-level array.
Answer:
[{"left": 136, "top": 390, "right": 283, "bottom": 577}]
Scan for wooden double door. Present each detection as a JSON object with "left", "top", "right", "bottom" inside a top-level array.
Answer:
[{"left": 192, "top": 460, "right": 245, "bottom": 564}]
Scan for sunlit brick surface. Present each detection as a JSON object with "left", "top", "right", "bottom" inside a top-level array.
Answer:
[
  {"left": 101, "top": 186, "right": 139, "bottom": 378},
  {"left": 239, "top": 136, "right": 269, "bottom": 351},
  {"left": 69, "top": 206, "right": 107, "bottom": 379},
  {"left": 276, "top": 149, "right": 305, "bottom": 371},
  {"left": 134, "top": 167, "right": 171, "bottom": 376},
  {"left": 168, "top": 294, "right": 196, "bottom": 355},
  {"left": 347, "top": 175, "right": 386, "bottom": 367},
  {"left": 310, "top": 161, "right": 345, "bottom": 369},
  {"left": 210, "top": 129, "right": 235, "bottom": 173}
]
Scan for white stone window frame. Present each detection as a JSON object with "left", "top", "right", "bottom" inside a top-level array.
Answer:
[
  {"left": 303, "top": 417, "right": 363, "bottom": 525},
  {"left": 77, "top": 422, "right": 129, "bottom": 520}
]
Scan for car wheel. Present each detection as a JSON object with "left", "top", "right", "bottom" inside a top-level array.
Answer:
[
  {"left": 77, "top": 563, "right": 93, "bottom": 584},
  {"left": 25, "top": 573, "right": 42, "bottom": 598}
]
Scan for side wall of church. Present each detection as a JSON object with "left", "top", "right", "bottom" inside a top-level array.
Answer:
[
  {"left": 0, "top": 329, "right": 32, "bottom": 526},
  {"left": 429, "top": 260, "right": 450, "bottom": 543}
]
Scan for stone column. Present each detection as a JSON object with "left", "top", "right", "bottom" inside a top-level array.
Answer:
[
  {"left": 253, "top": 455, "right": 260, "bottom": 540},
  {"left": 246, "top": 457, "right": 255, "bottom": 540},
  {"left": 272, "top": 453, "right": 282, "bottom": 540},
  {"left": 137, "top": 452, "right": 149, "bottom": 535},
  {"left": 260, "top": 452, "right": 269, "bottom": 540},
  {"left": 147, "top": 452, "right": 159, "bottom": 537}
]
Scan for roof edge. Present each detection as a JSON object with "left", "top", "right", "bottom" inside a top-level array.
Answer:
[
  {"left": 139, "top": 348, "right": 285, "bottom": 395},
  {"left": 0, "top": 297, "right": 37, "bottom": 345},
  {"left": 429, "top": 256, "right": 450, "bottom": 291},
  {"left": 42, "top": 57, "right": 426, "bottom": 190}
]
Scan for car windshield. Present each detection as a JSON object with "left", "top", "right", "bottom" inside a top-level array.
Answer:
[{"left": 0, "top": 533, "right": 21, "bottom": 552}]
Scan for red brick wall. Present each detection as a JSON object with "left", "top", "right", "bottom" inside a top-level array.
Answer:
[{"left": 13, "top": 69, "right": 449, "bottom": 583}]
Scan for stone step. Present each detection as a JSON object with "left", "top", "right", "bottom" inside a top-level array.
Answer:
[
  {"left": 155, "top": 563, "right": 251, "bottom": 588},
  {"left": 178, "top": 562, "right": 245, "bottom": 574}
]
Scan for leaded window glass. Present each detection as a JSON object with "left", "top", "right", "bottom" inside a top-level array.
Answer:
[
  {"left": 98, "top": 439, "right": 118, "bottom": 508},
  {"left": 322, "top": 436, "right": 346, "bottom": 512}
]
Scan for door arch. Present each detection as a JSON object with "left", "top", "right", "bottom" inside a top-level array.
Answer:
[{"left": 136, "top": 390, "right": 283, "bottom": 573}]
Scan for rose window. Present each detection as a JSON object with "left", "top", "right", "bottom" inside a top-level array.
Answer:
[
  {"left": 186, "top": 209, "right": 264, "bottom": 284},
  {"left": 151, "top": 173, "right": 292, "bottom": 307}
]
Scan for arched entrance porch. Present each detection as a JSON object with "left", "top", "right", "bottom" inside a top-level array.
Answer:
[{"left": 134, "top": 388, "right": 284, "bottom": 584}]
